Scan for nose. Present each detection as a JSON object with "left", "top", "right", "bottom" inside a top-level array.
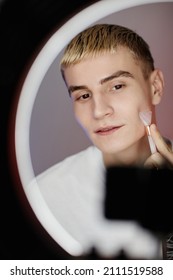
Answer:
[{"left": 92, "top": 94, "right": 113, "bottom": 119}]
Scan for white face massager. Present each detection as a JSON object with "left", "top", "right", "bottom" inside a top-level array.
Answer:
[{"left": 139, "top": 111, "right": 157, "bottom": 154}]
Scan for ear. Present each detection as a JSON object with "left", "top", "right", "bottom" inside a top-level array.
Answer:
[{"left": 150, "top": 69, "right": 164, "bottom": 105}]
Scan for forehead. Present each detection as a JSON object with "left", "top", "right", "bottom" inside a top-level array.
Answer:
[{"left": 63, "top": 47, "right": 141, "bottom": 85}]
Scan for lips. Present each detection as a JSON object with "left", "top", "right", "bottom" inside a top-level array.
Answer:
[{"left": 95, "top": 126, "right": 120, "bottom": 135}]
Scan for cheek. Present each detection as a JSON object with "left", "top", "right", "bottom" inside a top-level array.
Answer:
[
  {"left": 133, "top": 117, "right": 146, "bottom": 141},
  {"left": 137, "top": 88, "right": 153, "bottom": 110},
  {"left": 124, "top": 106, "right": 146, "bottom": 138}
]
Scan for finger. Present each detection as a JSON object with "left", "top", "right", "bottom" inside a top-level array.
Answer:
[
  {"left": 150, "top": 124, "right": 173, "bottom": 164},
  {"left": 144, "top": 152, "right": 167, "bottom": 169}
]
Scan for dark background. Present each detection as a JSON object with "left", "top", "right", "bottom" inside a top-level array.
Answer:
[{"left": 0, "top": 0, "right": 97, "bottom": 260}]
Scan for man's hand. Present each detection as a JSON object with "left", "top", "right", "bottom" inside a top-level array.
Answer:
[{"left": 144, "top": 124, "right": 173, "bottom": 169}]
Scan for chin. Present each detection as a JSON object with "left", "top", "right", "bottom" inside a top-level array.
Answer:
[
  {"left": 96, "top": 143, "right": 123, "bottom": 155},
  {"left": 98, "top": 138, "right": 138, "bottom": 154}
]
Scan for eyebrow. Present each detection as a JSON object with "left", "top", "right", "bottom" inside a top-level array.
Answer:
[
  {"left": 68, "top": 70, "right": 134, "bottom": 96},
  {"left": 68, "top": 85, "right": 88, "bottom": 96},
  {"left": 100, "top": 70, "right": 134, "bottom": 84}
]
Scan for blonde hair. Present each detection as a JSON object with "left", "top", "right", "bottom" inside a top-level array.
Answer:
[{"left": 60, "top": 24, "right": 154, "bottom": 79}]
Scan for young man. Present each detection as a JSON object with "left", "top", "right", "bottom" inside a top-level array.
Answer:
[{"left": 31, "top": 24, "right": 173, "bottom": 259}]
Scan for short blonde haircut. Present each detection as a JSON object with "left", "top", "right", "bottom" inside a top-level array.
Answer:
[{"left": 60, "top": 24, "right": 154, "bottom": 79}]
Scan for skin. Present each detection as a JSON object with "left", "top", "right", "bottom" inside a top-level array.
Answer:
[{"left": 63, "top": 47, "right": 173, "bottom": 169}]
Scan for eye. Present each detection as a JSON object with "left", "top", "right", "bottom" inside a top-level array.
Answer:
[
  {"left": 80, "top": 93, "right": 90, "bottom": 100},
  {"left": 112, "top": 84, "right": 124, "bottom": 91},
  {"left": 73, "top": 92, "right": 91, "bottom": 102}
]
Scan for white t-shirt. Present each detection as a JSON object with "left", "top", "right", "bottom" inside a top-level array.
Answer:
[{"left": 27, "top": 146, "right": 161, "bottom": 258}]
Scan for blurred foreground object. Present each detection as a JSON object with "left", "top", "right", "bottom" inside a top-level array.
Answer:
[{"left": 104, "top": 166, "right": 173, "bottom": 259}]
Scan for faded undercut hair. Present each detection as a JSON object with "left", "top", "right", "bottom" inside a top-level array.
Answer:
[{"left": 60, "top": 24, "right": 154, "bottom": 79}]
